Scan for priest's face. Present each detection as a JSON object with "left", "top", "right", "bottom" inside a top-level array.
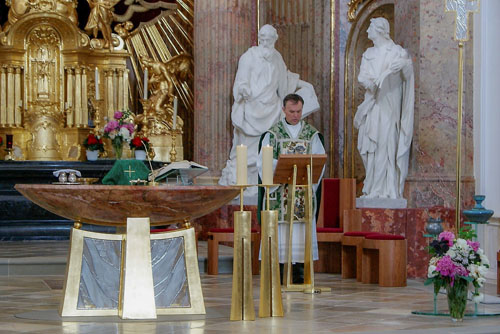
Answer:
[{"left": 283, "top": 101, "right": 303, "bottom": 125}]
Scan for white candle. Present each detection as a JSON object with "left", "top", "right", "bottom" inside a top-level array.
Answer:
[
  {"left": 172, "top": 96, "right": 178, "bottom": 129},
  {"left": 94, "top": 68, "right": 99, "bottom": 100},
  {"left": 143, "top": 68, "right": 148, "bottom": 99},
  {"left": 236, "top": 144, "right": 247, "bottom": 185},
  {"left": 262, "top": 145, "right": 273, "bottom": 185}
]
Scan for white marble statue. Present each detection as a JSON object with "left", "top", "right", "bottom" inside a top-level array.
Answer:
[
  {"left": 354, "top": 17, "right": 414, "bottom": 200},
  {"left": 219, "top": 24, "right": 320, "bottom": 199}
]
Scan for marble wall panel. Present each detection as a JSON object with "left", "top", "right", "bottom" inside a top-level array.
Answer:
[{"left": 193, "top": 0, "right": 257, "bottom": 173}]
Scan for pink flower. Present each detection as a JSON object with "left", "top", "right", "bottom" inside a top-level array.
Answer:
[
  {"left": 104, "top": 120, "right": 119, "bottom": 133},
  {"left": 438, "top": 231, "right": 455, "bottom": 246},
  {"left": 124, "top": 123, "right": 135, "bottom": 134},
  {"left": 436, "top": 256, "right": 468, "bottom": 285},
  {"left": 114, "top": 111, "right": 123, "bottom": 120},
  {"left": 467, "top": 240, "right": 480, "bottom": 252}
]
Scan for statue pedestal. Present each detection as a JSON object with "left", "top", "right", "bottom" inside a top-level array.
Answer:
[{"left": 356, "top": 197, "right": 407, "bottom": 209}]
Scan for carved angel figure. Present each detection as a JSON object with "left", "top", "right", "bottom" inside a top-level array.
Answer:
[
  {"left": 85, "top": 0, "right": 120, "bottom": 50},
  {"left": 140, "top": 54, "right": 192, "bottom": 131}
]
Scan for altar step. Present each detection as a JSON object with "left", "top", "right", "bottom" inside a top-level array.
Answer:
[{"left": 0, "top": 241, "right": 234, "bottom": 276}]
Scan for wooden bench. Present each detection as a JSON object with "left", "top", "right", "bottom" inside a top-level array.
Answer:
[
  {"left": 207, "top": 228, "right": 260, "bottom": 275},
  {"left": 362, "top": 233, "right": 407, "bottom": 287},
  {"left": 314, "top": 178, "right": 357, "bottom": 273},
  {"left": 341, "top": 231, "right": 378, "bottom": 282}
]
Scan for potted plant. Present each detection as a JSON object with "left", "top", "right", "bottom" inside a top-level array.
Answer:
[
  {"left": 130, "top": 135, "right": 150, "bottom": 160},
  {"left": 425, "top": 229, "right": 489, "bottom": 321},
  {"left": 83, "top": 133, "right": 104, "bottom": 161},
  {"left": 102, "top": 110, "right": 135, "bottom": 159}
]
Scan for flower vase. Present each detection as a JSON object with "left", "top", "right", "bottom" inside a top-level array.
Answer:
[
  {"left": 446, "top": 279, "right": 468, "bottom": 322},
  {"left": 134, "top": 149, "right": 147, "bottom": 160},
  {"left": 86, "top": 150, "right": 99, "bottom": 161},
  {"left": 113, "top": 143, "right": 123, "bottom": 160}
]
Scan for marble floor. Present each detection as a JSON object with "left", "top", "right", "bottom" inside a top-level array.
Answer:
[{"left": 1, "top": 241, "right": 500, "bottom": 334}]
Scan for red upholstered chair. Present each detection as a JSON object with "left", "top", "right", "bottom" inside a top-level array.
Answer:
[
  {"left": 207, "top": 228, "right": 260, "bottom": 275},
  {"left": 314, "top": 178, "right": 357, "bottom": 273},
  {"left": 362, "top": 233, "right": 407, "bottom": 287}
]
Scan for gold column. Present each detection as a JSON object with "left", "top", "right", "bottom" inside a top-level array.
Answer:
[
  {"left": 105, "top": 69, "right": 114, "bottom": 119},
  {"left": 230, "top": 188, "right": 255, "bottom": 321},
  {"left": 119, "top": 217, "right": 157, "bottom": 319},
  {"left": 14, "top": 67, "right": 22, "bottom": 127},
  {"left": 117, "top": 68, "right": 124, "bottom": 110},
  {"left": 123, "top": 69, "right": 129, "bottom": 110},
  {"left": 259, "top": 208, "right": 283, "bottom": 318},
  {"left": 6, "top": 66, "right": 14, "bottom": 126},
  {"left": 66, "top": 68, "right": 74, "bottom": 127},
  {"left": 0, "top": 67, "right": 5, "bottom": 125},
  {"left": 81, "top": 68, "right": 88, "bottom": 127},
  {"left": 74, "top": 67, "right": 82, "bottom": 127}
]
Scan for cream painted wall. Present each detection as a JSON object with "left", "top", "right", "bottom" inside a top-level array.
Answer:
[{"left": 474, "top": 0, "right": 500, "bottom": 280}]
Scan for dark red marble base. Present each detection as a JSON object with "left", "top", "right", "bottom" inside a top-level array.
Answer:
[{"left": 360, "top": 207, "right": 461, "bottom": 278}]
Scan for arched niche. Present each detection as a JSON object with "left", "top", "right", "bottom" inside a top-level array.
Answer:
[
  {"left": 343, "top": 1, "right": 394, "bottom": 195},
  {"left": 6, "top": 12, "right": 88, "bottom": 50}
]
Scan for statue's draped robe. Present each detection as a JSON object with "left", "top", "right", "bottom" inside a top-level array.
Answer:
[
  {"left": 354, "top": 42, "right": 414, "bottom": 199},
  {"left": 219, "top": 47, "right": 319, "bottom": 196},
  {"left": 257, "top": 119, "right": 325, "bottom": 263}
]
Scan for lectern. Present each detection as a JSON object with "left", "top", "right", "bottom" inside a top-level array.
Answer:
[{"left": 274, "top": 154, "right": 330, "bottom": 293}]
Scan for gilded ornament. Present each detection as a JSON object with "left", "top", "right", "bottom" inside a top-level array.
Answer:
[
  {"left": 85, "top": 0, "right": 120, "bottom": 50},
  {"left": 140, "top": 54, "right": 191, "bottom": 134}
]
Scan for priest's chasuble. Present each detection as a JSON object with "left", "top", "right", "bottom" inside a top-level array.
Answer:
[{"left": 258, "top": 119, "right": 325, "bottom": 263}]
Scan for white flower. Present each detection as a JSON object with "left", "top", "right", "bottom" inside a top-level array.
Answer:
[
  {"left": 472, "top": 292, "right": 484, "bottom": 303},
  {"left": 109, "top": 132, "right": 116, "bottom": 139},
  {"left": 447, "top": 249, "right": 457, "bottom": 259},
  {"left": 120, "top": 127, "right": 131, "bottom": 140},
  {"left": 480, "top": 253, "right": 490, "bottom": 266},
  {"left": 456, "top": 238, "right": 468, "bottom": 248},
  {"left": 428, "top": 265, "right": 437, "bottom": 278}
]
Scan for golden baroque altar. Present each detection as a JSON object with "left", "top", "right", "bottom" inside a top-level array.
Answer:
[{"left": 0, "top": 0, "right": 188, "bottom": 161}]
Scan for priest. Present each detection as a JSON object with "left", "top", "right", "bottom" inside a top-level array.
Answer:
[{"left": 257, "top": 94, "right": 325, "bottom": 283}]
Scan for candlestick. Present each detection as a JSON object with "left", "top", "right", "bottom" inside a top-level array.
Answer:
[
  {"left": 236, "top": 144, "right": 247, "bottom": 185},
  {"left": 95, "top": 68, "right": 99, "bottom": 100},
  {"left": 172, "top": 96, "right": 178, "bottom": 129},
  {"left": 262, "top": 145, "right": 273, "bottom": 185},
  {"left": 143, "top": 68, "right": 148, "bottom": 100}
]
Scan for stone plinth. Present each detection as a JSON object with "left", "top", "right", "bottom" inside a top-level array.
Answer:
[{"left": 356, "top": 197, "right": 407, "bottom": 209}]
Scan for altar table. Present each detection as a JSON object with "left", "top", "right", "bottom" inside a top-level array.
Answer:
[{"left": 15, "top": 184, "right": 240, "bottom": 319}]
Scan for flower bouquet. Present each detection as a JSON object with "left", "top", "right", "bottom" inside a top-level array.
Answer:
[
  {"left": 425, "top": 229, "right": 490, "bottom": 321},
  {"left": 83, "top": 133, "right": 104, "bottom": 161},
  {"left": 83, "top": 133, "right": 104, "bottom": 152},
  {"left": 129, "top": 135, "right": 150, "bottom": 160},
  {"left": 129, "top": 135, "right": 150, "bottom": 151},
  {"left": 103, "top": 110, "right": 135, "bottom": 159}
]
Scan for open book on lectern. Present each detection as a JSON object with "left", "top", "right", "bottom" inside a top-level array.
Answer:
[
  {"left": 149, "top": 160, "right": 208, "bottom": 185},
  {"left": 273, "top": 154, "right": 327, "bottom": 185}
]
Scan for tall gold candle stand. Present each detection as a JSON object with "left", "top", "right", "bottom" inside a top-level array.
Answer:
[
  {"left": 230, "top": 185, "right": 255, "bottom": 321},
  {"left": 92, "top": 98, "right": 104, "bottom": 134},
  {"left": 258, "top": 184, "right": 283, "bottom": 318},
  {"left": 169, "top": 129, "right": 180, "bottom": 162}
]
